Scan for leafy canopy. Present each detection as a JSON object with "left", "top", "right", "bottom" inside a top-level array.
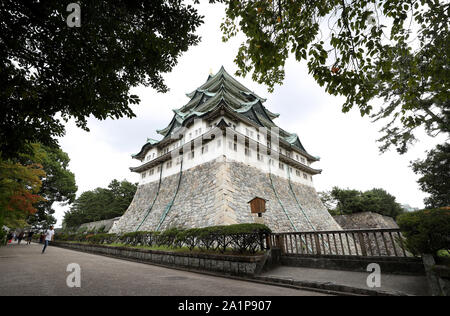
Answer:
[
  {"left": 397, "top": 208, "right": 450, "bottom": 256},
  {"left": 321, "top": 186, "right": 405, "bottom": 218},
  {"left": 25, "top": 144, "right": 77, "bottom": 230},
  {"left": 0, "top": 150, "right": 46, "bottom": 228},
  {"left": 0, "top": 1, "right": 203, "bottom": 158},
  {"left": 411, "top": 143, "right": 450, "bottom": 208},
  {"left": 63, "top": 179, "right": 137, "bottom": 228},
  {"left": 218, "top": 0, "right": 449, "bottom": 153}
]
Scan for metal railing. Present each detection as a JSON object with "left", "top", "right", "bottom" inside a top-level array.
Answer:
[{"left": 269, "top": 229, "right": 411, "bottom": 258}]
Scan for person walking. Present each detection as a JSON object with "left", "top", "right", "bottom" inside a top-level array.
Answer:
[
  {"left": 27, "top": 231, "right": 34, "bottom": 245},
  {"left": 41, "top": 226, "right": 55, "bottom": 254},
  {"left": 17, "top": 231, "right": 24, "bottom": 244}
]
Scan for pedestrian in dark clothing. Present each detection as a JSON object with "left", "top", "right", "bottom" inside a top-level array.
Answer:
[
  {"left": 7, "top": 232, "right": 13, "bottom": 244},
  {"left": 27, "top": 231, "right": 34, "bottom": 245},
  {"left": 17, "top": 231, "right": 24, "bottom": 244}
]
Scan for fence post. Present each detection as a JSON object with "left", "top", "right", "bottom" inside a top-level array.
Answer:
[
  {"left": 266, "top": 234, "right": 271, "bottom": 250},
  {"left": 314, "top": 233, "right": 321, "bottom": 255},
  {"left": 358, "top": 232, "right": 368, "bottom": 256}
]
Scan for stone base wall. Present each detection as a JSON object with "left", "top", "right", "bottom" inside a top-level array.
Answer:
[
  {"left": 110, "top": 156, "right": 341, "bottom": 234},
  {"left": 76, "top": 217, "right": 121, "bottom": 233},
  {"left": 333, "top": 212, "right": 399, "bottom": 230}
]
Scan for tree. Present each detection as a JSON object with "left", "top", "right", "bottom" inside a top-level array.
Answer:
[
  {"left": 411, "top": 143, "right": 450, "bottom": 208},
  {"left": 360, "top": 188, "right": 405, "bottom": 218},
  {"left": 218, "top": 0, "right": 449, "bottom": 154},
  {"left": 25, "top": 144, "right": 77, "bottom": 230},
  {"left": 63, "top": 179, "right": 137, "bottom": 228},
  {"left": 0, "top": 152, "right": 46, "bottom": 228},
  {"left": 323, "top": 186, "right": 405, "bottom": 218},
  {"left": 0, "top": 1, "right": 203, "bottom": 158},
  {"left": 397, "top": 208, "right": 450, "bottom": 257}
]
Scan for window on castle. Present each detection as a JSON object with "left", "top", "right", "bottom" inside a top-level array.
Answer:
[
  {"left": 189, "top": 151, "right": 195, "bottom": 159},
  {"left": 267, "top": 141, "right": 271, "bottom": 149},
  {"left": 257, "top": 134, "right": 260, "bottom": 141},
  {"left": 279, "top": 163, "right": 284, "bottom": 170},
  {"left": 303, "top": 173, "right": 308, "bottom": 179},
  {"left": 149, "top": 169, "right": 154, "bottom": 176},
  {"left": 233, "top": 143, "right": 237, "bottom": 151},
  {"left": 166, "top": 161, "right": 172, "bottom": 169},
  {"left": 296, "top": 154, "right": 299, "bottom": 161},
  {"left": 301, "top": 157, "right": 306, "bottom": 164},
  {"left": 141, "top": 172, "right": 146, "bottom": 179},
  {"left": 257, "top": 153, "right": 263, "bottom": 161},
  {"left": 245, "top": 148, "right": 251, "bottom": 156},
  {"left": 296, "top": 170, "right": 301, "bottom": 176}
]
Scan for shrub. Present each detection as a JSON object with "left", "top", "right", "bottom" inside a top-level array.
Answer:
[
  {"left": 397, "top": 208, "right": 450, "bottom": 257},
  {"left": 55, "top": 224, "right": 272, "bottom": 254},
  {"left": 0, "top": 228, "right": 7, "bottom": 246},
  {"left": 85, "top": 233, "right": 117, "bottom": 244}
]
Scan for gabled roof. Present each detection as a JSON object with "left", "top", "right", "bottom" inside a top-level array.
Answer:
[{"left": 132, "top": 66, "right": 317, "bottom": 161}]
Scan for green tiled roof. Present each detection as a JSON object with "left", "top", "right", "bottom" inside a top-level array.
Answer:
[{"left": 133, "top": 66, "right": 315, "bottom": 160}]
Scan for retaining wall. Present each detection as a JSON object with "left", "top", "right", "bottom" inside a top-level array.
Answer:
[{"left": 53, "top": 242, "right": 264, "bottom": 277}]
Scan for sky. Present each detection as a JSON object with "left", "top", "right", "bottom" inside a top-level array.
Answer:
[{"left": 53, "top": 2, "right": 445, "bottom": 227}]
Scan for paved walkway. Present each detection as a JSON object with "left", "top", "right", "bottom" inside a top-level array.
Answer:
[
  {"left": 0, "top": 242, "right": 326, "bottom": 296},
  {"left": 258, "top": 266, "right": 430, "bottom": 296}
]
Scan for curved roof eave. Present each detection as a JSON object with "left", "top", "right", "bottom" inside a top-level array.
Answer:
[{"left": 132, "top": 138, "right": 161, "bottom": 159}]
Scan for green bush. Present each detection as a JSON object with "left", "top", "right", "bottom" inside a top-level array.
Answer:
[
  {"left": 85, "top": 233, "right": 117, "bottom": 244},
  {"left": 397, "top": 208, "right": 450, "bottom": 257},
  {"left": 0, "top": 228, "right": 7, "bottom": 246},
  {"left": 55, "top": 223, "right": 272, "bottom": 254}
]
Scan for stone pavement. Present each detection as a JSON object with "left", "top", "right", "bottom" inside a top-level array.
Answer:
[
  {"left": 257, "top": 266, "right": 430, "bottom": 296},
  {"left": 0, "top": 242, "right": 326, "bottom": 296}
]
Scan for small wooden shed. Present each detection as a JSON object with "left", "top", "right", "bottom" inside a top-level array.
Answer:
[{"left": 247, "top": 197, "right": 267, "bottom": 215}]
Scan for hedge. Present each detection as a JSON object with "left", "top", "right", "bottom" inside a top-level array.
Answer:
[
  {"left": 56, "top": 224, "right": 271, "bottom": 254},
  {"left": 397, "top": 208, "right": 450, "bottom": 257}
]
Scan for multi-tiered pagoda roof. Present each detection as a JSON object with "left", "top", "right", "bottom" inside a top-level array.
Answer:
[{"left": 132, "top": 66, "right": 318, "bottom": 162}]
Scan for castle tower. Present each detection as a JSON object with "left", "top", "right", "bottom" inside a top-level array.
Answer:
[{"left": 110, "top": 67, "right": 342, "bottom": 233}]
